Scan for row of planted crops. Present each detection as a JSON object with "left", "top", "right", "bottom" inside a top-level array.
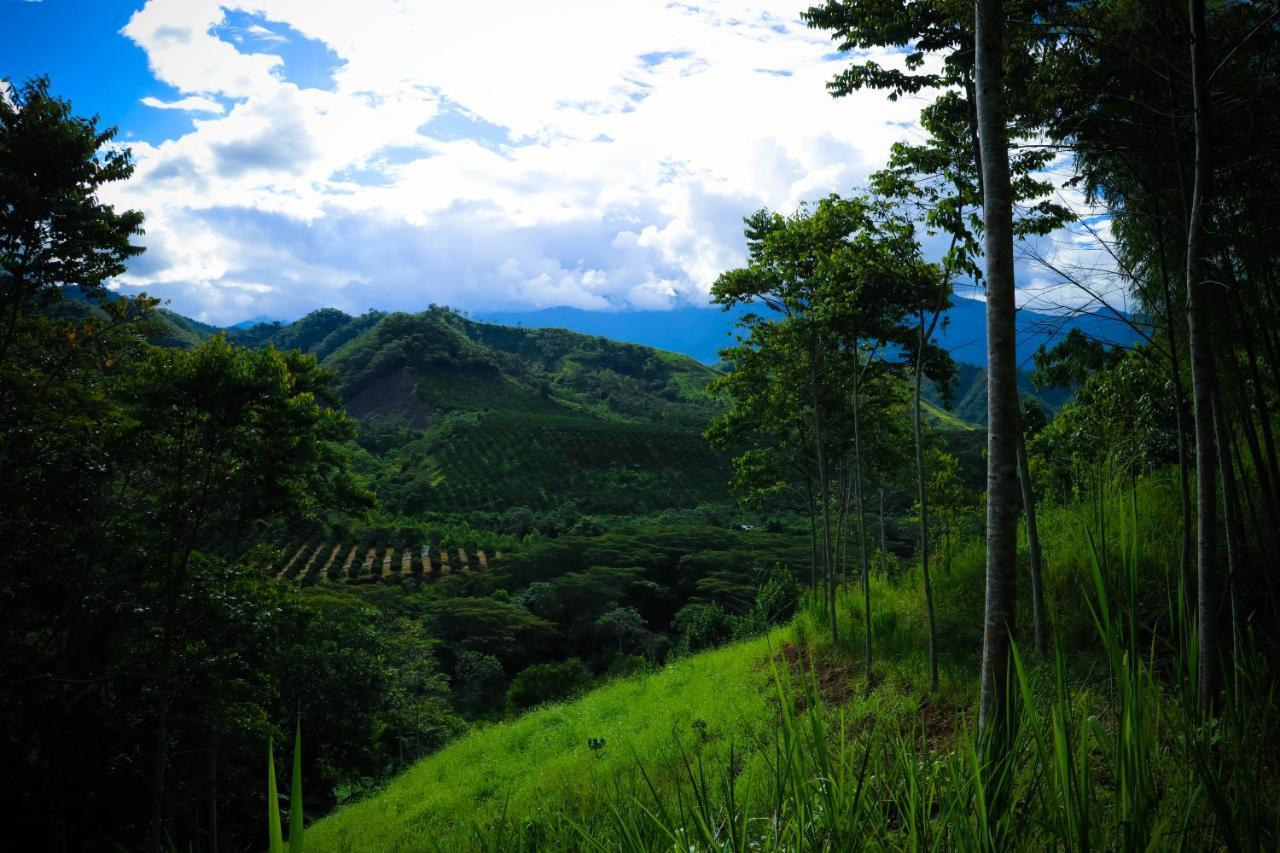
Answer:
[{"left": 274, "top": 540, "right": 500, "bottom": 585}]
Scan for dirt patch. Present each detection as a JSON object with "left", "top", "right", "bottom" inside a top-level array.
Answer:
[
  {"left": 346, "top": 367, "right": 431, "bottom": 427},
  {"left": 765, "top": 643, "right": 856, "bottom": 710},
  {"left": 914, "top": 696, "right": 966, "bottom": 749},
  {"left": 760, "top": 645, "right": 967, "bottom": 749}
]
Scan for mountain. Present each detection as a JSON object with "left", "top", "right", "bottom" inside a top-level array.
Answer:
[
  {"left": 924, "top": 362, "right": 1072, "bottom": 427},
  {"left": 481, "top": 296, "right": 1143, "bottom": 368},
  {"left": 54, "top": 285, "right": 224, "bottom": 349},
  {"left": 227, "top": 313, "right": 284, "bottom": 329},
  {"left": 479, "top": 304, "right": 754, "bottom": 366},
  {"left": 228, "top": 307, "right": 732, "bottom": 517}
]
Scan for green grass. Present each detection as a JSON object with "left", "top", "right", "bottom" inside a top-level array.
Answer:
[{"left": 305, "top": 632, "right": 783, "bottom": 851}]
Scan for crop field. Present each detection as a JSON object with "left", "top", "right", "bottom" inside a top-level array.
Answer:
[
  {"left": 364, "top": 411, "right": 731, "bottom": 515},
  {"left": 273, "top": 541, "right": 498, "bottom": 585}
]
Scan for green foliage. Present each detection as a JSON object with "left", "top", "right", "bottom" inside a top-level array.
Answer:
[
  {"left": 0, "top": 76, "right": 145, "bottom": 347},
  {"left": 672, "top": 603, "right": 733, "bottom": 654},
  {"left": 751, "top": 564, "right": 803, "bottom": 625},
  {"left": 290, "top": 721, "right": 305, "bottom": 853},
  {"left": 1032, "top": 346, "right": 1180, "bottom": 500},
  {"left": 1032, "top": 327, "right": 1126, "bottom": 391},
  {"left": 594, "top": 606, "right": 653, "bottom": 656},
  {"left": 267, "top": 737, "right": 284, "bottom": 853},
  {"left": 506, "top": 659, "right": 593, "bottom": 711},
  {"left": 267, "top": 722, "right": 306, "bottom": 853},
  {"left": 453, "top": 652, "right": 507, "bottom": 716}
]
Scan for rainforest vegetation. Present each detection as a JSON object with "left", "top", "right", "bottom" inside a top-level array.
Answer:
[{"left": 3, "top": 0, "right": 1280, "bottom": 850}]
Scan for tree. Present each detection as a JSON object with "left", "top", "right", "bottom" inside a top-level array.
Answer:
[
  {"left": 1184, "top": 0, "right": 1222, "bottom": 713},
  {"left": 711, "top": 198, "right": 878, "bottom": 644},
  {"left": 0, "top": 77, "right": 144, "bottom": 365},
  {"left": 711, "top": 197, "right": 923, "bottom": 679},
  {"left": 867, "top": 203, "right": 956, "bottom": 691},
  {"left": 1017, "top": 399, "right": 1049, "bottom": 659},
  {"left": 595, "top": 606, "right": 652, "bottom": 657},
  {"left": 453, "top": 651, "right": 507, "bottom": 714},
  {"left": 114, "top": 337, "right": 367, "bottom": 852},
  {"left": 975, "top": 0, "right": 1020, "bottom": 749},
  {"left": 803, "top": 0, "right": 1068, "bottom": 695}
]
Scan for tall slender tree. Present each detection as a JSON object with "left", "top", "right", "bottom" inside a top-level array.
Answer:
[
  {"left": 1184, "top": 0, "right": 1222, "bottom": 713},
  {"left": 974, "top": 0, "right": 1020, "bottom": 744}
]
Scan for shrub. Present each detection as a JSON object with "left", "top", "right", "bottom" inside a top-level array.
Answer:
[
  {"left": 753, "top": 564, "right": 802, "bottom": 624},
  {"left": 672, "top": 603, "right": 733, "bottom": 654},
  {"left": 452, "top": 651, "right": 506, "bottom": 715},
  {"left": 506, "top": 659, "right": 593, "bottom": 711}
]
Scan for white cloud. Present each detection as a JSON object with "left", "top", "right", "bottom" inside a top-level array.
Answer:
[
  {"left": 110, "top": 0, "right": 935, "bottom": 323},
  {"left": 1015, "top": 153, "right": 1129, "bottom": 316},
  {"left": 140, "top": 95, "right": 225, "bottom": 113}
]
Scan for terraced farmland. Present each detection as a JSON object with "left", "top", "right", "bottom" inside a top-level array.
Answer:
[{"left": 272, "top": 542, "right": 498, "bottom": 585}]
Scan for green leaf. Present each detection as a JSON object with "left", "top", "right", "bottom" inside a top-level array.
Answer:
[
  {"left": 290, "top": 719, "right": 305, "bottom": 853},
  {"left": 267, "top": 736, "right": 283, "bottom": 853}
]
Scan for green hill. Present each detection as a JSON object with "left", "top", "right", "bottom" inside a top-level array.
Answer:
[
  {"left": 56, "top": 294, "right": 994, "bottom": 518},
  {"left": 233, "top": 307, "right": 731, "bottom": 516},
  {"left": 924, "top": 361, "right": 1071, "bottom": 425}
]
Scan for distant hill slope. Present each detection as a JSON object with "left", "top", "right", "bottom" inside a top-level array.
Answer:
[
  {"left": 925, "top": 362, "right": 1071, "bottom": 427},
  {"left": 229, "top": 307, "right": 732, "bottom": 515}
]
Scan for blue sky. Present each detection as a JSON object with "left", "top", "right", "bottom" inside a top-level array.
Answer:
[{"left": 3, "top": 0, "right": 1117, "bottom": 325}]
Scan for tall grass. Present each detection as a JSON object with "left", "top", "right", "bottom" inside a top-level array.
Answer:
[{"left": 534, "top": 483, "right": 1277, "bottom": 851}]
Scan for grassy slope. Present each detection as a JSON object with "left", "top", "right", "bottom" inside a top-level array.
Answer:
[
  {"left": 306, "top": 633, "right": 782, "bottom": 852},
  {"left": 307, "top": 574, "right": 986, "bottom": 853}
]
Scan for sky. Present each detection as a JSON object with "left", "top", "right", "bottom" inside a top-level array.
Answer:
[{"left": 2, "top": 0, "right": 1122, "bottom": 326}]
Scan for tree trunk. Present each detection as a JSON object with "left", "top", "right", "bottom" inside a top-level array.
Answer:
[
  {"left": 1214, "top": 398, "right": 1247, "bottom": 703},
  {"left": 975, "top": 0, "right": 1020, "bottom": 744},
  {"left": 913, "top": 314, "right": 940, "bottom": 690},
  {"left": 805, "top": 474, "right": 818, "bottom": 594},
  {"left": 1157, "top": 221, "right": 1195, "bottom": 612},
  {"left": 207, "top": 732, "right": 219, "bottom": 853},
  {"left": 1017, "top": 414, "right": 1049, "bottom": 660},
  {"left": 1186, "top": 0, "right": 1222, "bottom": 714},
  {"left": 809, "top": 343, "right": 836, "bottom": 644},
  {"left": 879, "top": 486, "right": 887, "bottom": 578},
  {"left": 851, "top": 354, "right": 872, "bottom": 683},
  {"left": 1227, "top": 283, "right": 1280, "bottom": 529}
]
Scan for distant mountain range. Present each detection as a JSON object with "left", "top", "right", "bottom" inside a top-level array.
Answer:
[{"left": 479, "top": 297, "right": 1143, "bottom": 368}]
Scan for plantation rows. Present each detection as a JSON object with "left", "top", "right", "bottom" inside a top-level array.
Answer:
[
  {"left": 273, "top": 540, "right": 498, "bottom": 585},
  {"left": 407, "top": 414, "right": 729, "bottom": 513}
]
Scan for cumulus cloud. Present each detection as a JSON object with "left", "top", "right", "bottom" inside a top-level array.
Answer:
[
  {"left": 141, "top": 95, "right": 226, "bottom": 113},
  {"left": 108, "top": 0, "right": 936, "bottom": 324}
]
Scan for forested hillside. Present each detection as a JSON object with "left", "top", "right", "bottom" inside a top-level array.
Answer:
[{"left": 230, "top": 307, "right": 732, "bottom": 517}]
